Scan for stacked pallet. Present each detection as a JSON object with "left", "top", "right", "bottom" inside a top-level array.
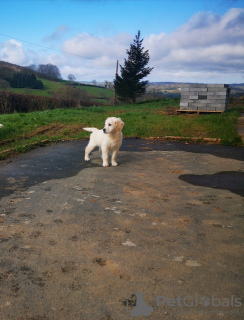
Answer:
[{"left": 179, "top": 84, "right": 230, "bottom": 112}]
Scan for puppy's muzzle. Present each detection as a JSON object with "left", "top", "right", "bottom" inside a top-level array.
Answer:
[{"left": 103, "top": 128, "right": 107, "bottom": 134}]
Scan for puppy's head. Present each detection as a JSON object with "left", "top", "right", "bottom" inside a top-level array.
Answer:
[{"left": 103, "top": 117, "right": 124, "bottom": 134}]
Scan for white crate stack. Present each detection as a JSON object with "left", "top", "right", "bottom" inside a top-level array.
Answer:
[{"left": 180, "top": 84, "right": 230, "bottom": 112}]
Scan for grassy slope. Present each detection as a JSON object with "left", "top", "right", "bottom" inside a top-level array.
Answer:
[
  {"left": 9, "top": 78, "right": 114, "bottom": 101},
  {"left": 0, "top": 98, "right": 243, "bottom": 159},
  {"left": 9, "top": 78, "right": 59, "bottom": 97},
  {"left": 0, "top": 61, "right": 113, "bottom": 100}
]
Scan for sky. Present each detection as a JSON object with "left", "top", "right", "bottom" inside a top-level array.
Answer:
[{"left": 0, "top": 0, "right": 244, "bottom": 83}]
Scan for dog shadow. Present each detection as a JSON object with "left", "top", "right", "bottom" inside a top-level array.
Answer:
[{"left": 179, "top": 171, "right": 244, "bottom": 197}]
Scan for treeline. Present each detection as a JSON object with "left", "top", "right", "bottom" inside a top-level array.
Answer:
[
  {"left": 0, "top": 62, "right": 62, "bottom": 90},
  {"left": 0, "top": 70, "right": 44, "bottom": 90},
  {"left": 0, "top": 91, "right": 77, "bottom": 114},
  {"left": 10, "top": 73, "right": 44, "bottom": 89},
  {"left": 27, "top": 63, "right": 62, "bottom": 80}
]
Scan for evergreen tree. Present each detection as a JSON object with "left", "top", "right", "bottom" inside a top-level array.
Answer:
[
  {"left": 30, "top": 74, "right": 36, "bottom": 88},
  {"left": 114, "top": 31, "right": 153, "bottom": 103},
  {"left": 34, "top": 80, "right": 44, "bottom": 89},
  {"left": 10, "top": 72, "right": 43, "bottom": 89}
]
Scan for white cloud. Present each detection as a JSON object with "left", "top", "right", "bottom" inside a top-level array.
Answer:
[
  {"left": 144, "top": 8, "right": 244, "bottom": 82},
  {"left": 0, "top": 39, "right": 28, "bottom": 65},
  {"left": 58, "top": 8, "right": 244, "bottom": 82},
  {"left": 171, "top": 8, "right": 244, "bottom": 48},
  {"left": 54, "top": 32, "right": 133, "bottom": 81},
  {"left": 62, "top": 32, "right": 132, "bottom": 60},
  {"left": 0, "top": 8, "right": 243, "bottom": 83}
]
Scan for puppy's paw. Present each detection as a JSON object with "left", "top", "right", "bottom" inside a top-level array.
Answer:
[
  {"left": 103, "top": 162, "right": 109, "bottom": 167},
  {"left": 111, "top": 162, "right": 118, "bottom": 167},
  {"left": 84, "top": 157, "right": 90, "bottom": 161}
]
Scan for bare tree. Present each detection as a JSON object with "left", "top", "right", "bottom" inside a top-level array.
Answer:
[
  {"left": 68, "top": 74, "right": 76, "bottom": 82},
  {"left": 37, "top": 63, "right": 62, "bottom": 80},
  {"left": 27, "top": 64, "right": 37, "bottom": 71}
]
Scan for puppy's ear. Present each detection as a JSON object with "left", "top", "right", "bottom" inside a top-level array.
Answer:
[{"left": 116, "top": 118, "right": 124, "bottom": 130}]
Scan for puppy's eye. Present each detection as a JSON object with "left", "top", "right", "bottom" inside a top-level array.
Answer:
[{"left": 108, "top": 124, "right": 112, "bottom": 126}]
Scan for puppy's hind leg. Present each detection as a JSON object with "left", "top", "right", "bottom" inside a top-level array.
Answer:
[{"left": 84, "top": 141, "right": 95, "bottom": 161}]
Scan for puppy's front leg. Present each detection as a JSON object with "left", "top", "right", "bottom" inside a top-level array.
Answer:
[
  {"left": 102, "top": 147, "right": 109, "bottom": 167},
  {"left": 111, "top": 150, "right": 119, "bottom": 166}
]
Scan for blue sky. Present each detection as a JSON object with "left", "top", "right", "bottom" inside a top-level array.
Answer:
[{"left": 0, "top": 0, "right": 244, "bottom": 83}]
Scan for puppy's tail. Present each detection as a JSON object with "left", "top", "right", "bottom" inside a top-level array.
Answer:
[{"left": 83, "top": 127, "right": 99, "bottom": 133}]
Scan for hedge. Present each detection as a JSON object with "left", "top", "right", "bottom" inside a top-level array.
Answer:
[{"left": 0, "top": 91, "right": 78, "bottom": 114}]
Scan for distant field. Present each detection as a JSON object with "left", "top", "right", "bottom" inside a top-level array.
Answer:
[
  {"left": 0, "top": 98, "right": 243, "bottom": 159},
  {"left": 78, "top": 84, "right": 114, "bottom": 102},
  {"left": 148, "top": 83, "right": 244, "bottom": 98},
  {"left": 9, "top": 79, "right": 67, "bottom": 97},
  {"left": 9, "top": 78, "right": 114, "bottom": 102}
]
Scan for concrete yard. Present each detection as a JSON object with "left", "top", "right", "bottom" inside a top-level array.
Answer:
[{"left": 0, "top": 139, "right": 243, "bottom": 319}]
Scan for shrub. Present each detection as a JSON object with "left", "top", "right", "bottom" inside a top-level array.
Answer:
[{"left": 0, "top": 91, "right": 78, "bottom": 114}]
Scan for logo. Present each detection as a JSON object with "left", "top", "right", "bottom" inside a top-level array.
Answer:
[
  {"left": 156, "top": 295, "right": 242, "bottom": 308},
  {"left": 123, "top": 292, "right": 242, "bottom": 317}
]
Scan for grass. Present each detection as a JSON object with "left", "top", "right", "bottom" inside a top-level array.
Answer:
[
  {"left": 0, "top": 98, "right": 243, "bottom": 159},
  {"left": 9, "top": 78, "right": 64, "bottom": 97},
  {"left": 9, "top": 78, "right": 114, "bottom": 102},
  {"left": 9, "top": 78, "right": 114, "bottom": 104}
]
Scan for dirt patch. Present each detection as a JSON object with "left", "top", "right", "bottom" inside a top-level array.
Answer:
[
  {"left": 0, "top": 123, "right": 84, "bottom": 147},
  {"left": 108, "top": 110, "right": 127, "bottom": 115},
  {"left": 153, "top": 106, "right": 177, "bottom": 115},
  {"left": 27, "top": 123, "right": 67, "bottom": 137},
  {"left": 28, "top": 123, "right": 84, "bottom": 138}
]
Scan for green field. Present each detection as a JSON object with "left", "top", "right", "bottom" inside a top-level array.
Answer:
[
  {"left": 0, "top": 98, "right": 243, "bottom": 159},
  {"left": 9, "top": 78, "right": 63, "bottom": 97},
  {"left": 9, "top": 78, "right": 114, "bottom": 103}
]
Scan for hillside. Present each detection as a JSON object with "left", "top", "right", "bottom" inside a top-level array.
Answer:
[
  {"left": 9, "top": 78, "right": 114, "bottom": 103},
  {"left": 0, "top": 60, "right": 65, "bottom": 82},
  {"left": 148, "top": 82, "right": 244, "bottom": 98},
  {"left": 0, "top": 61, "right": 114, "bottom": 104}
]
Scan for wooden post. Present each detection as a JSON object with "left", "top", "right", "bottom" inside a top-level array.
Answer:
[{"left": 113, "top": 60, "right": 119, "bottom": 106}]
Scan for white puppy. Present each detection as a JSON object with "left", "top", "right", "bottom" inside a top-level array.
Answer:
[{"left": 83, "top": 117, "right": 124, "bottom": 167}]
